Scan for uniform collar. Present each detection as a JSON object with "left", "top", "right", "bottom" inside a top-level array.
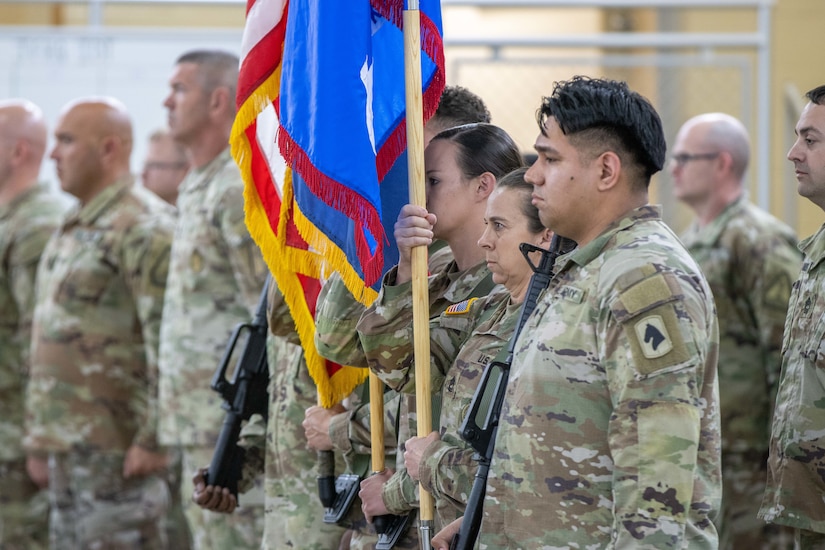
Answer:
[
  {"left": 63, "top": 176, "right": 133, "bottom": 228},
  {"left": 799, "top": 222, "right": 825, "bottom": 272},
  {"left": 0, "top": 182, "right": 47, "bottom": 221},
  {"left": 565, "top": 204, "right": 662, "bottom": 268},
  {"left": 683, "top": 195, "right": 747, "bottom": 246}
]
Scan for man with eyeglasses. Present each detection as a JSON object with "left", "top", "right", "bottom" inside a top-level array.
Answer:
[
  {"left": 141, "top": 128, "right": 189, "bottom": 206},
  {"left": 760, "top": 85, "right": 825, "bottom": 549},
  {"left": 671, "top": 112, "right": 800, "bottom": 549}
]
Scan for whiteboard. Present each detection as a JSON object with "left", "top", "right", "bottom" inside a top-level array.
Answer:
[{"left": 0, "top": 26, "right": 243, "bottom": 192}]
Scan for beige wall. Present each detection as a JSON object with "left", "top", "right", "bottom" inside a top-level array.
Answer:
[{"left": 1, "top": 0, "right": 823, "bottom": 235}]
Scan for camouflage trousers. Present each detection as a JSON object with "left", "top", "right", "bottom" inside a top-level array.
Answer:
[
  {"left": 719, "top": 450, "right": 794, "bottom": 549},
  {"left": 262, "top": 475, "right": 346, "bottom": 549},
  {"left": 180, "top": 445, "right": 265, "bottom": 550},
  {"left": 0, "top": 457, "right": 49, "bottom": 550},
  {"left": 48, "top": 449, "right": 170, "bottom": 550},
  {"left": 162, "top": 448, "right": 193, "bottom": 549}
]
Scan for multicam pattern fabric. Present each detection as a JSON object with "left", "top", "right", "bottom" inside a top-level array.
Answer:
[
  {"left": 255, "top": 282, "right": 347, "bottom": 549},
  {"left": 356, "top": 260, "right": 497, "bottom": 529},
  {"left": 360, "top": 286, "right": 514, "bottom": 530},
  {"left": 681, "top": 197, "right": 799, "bottom": 548},
  {"left": 0, "top": 183, "right": 65, "bottom": 549},
  {"left": 0, "top": 184, "right": 66, "bottom": 461},
  {"left": 155, "top": 147, "right": 267, "bottom": 547},
  {"left": 24, "top": 178, "right": 175, "bottom": 453},
  {"left": 157, "top": 147, "right": 268, "bottom": 448},
  {"left": 480, "top": 205, "right": 722, "bottom": 549},
  {"left": 48, "top": 449, "right": 170, "bottom": 550},
  {"left": 761, "top": 222, "right": 825, "bottom": 536},
  {"left": 316, "top": 252, "right": 495, "bottom": 544}
]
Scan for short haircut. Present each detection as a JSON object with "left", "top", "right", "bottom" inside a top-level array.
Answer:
[
  {"left": 176, "top": 50, "right": 239, "bottom": 101},
  {"left": 431, "top": 85, "right": 492, "bottom": 132},
  {"left": 495, "top": 167, "right": 545, "bottom": 235},
  {"left": 431, "top": 123, "right": 524, "bottom": 181},
  {"left": 806, "top": 85, "right": 825, "bottom": 106},
  {"left": 537, "top": 76, "right": 666, "bottom": 187}
]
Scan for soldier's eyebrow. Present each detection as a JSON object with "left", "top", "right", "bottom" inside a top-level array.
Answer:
[{"left": 533, "top": 143, "right": 560, "bottom": 156}]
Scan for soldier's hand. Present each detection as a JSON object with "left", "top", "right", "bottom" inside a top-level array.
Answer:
[
  {"left": 26, "top": 455, "right": 49, "bottom": 489},
  {"left": 123, "top": 445, "right": 169, "bottom": 478},
  {"left": 359, "top": 468, "right": 394, "bottom": 523},
  {"left": 192, "top": 467, "right": 237, "bottom": 514},
  {"left": 431, "top": 516, "right": 462, "bottom": 550},
  {"left": 303, "top": 404, "right": 345, "bottom": 451},
  {"left": 404, "top": 431, "right": 440, "bottom": 481},
  {"left": 393, "top": 204, "right": 436, "bottom": 285}
]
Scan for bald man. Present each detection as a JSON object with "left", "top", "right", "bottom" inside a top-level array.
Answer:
[
  {"left": 0, "top": 99, "right": 65, "bottom": 550},
  {"left": 22, "top": 98, "right": 177, "bottom": 549},
  {"left": 671, "top": 113, "right": 799, "bottom": 549}
]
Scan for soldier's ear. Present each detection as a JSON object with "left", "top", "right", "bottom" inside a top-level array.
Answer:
[{"left": 476, "top": 172, "right": 495, "bottom": 201}]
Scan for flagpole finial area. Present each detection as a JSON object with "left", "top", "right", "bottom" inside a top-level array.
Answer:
[{"left": 407, "top": 0, "right": 421, "bottom": 11}]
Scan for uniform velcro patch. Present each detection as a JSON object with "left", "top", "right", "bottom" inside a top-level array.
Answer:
[
  {"left": 445, "top": 298, "right": 478, "bottom": 315},
  {"left": 611, "top": 271, "right": 694, "bottom": 376}
]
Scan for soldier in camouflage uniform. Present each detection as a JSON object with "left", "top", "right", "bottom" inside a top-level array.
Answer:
[
  {"left": 671, "top": 113, "right": 799, "bottom": 549},
  {"left": 192, "top": 281, "right": 347, "bottom": 549},
  {"left": 434, "top": 77, "right": 722, "bottom": 549},
  {"left": 23, "top": 97, "right": 176, "bottom": 549},
  {"left": 760, "top": 85, "right": 825, "bottom": 549},
  {"left": 306, "top": 88, "right": 497, "bottom": 548},
  {"left": 0, "top": 99, "right": 65, "bottom": 550},
  {"left": 348, "top": 123, "right": 522, "bottom": 543},
  {"left": 358, "top": 168, "right": 553, "bottom": 531},
  {"left": 157, "top": 50, "right": 268, "bottom": 550}
]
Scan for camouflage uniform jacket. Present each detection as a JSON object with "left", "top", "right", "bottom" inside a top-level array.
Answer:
[
  {"left": 238, "top": 282, "right": 346, "bottom": 548},
  {"left": 158, "top": 147, "right": 268, "bottom": 447},
  {"left": 315, "top": 243, "right": 455, "bottom": 368},
  {"left": 24, "top": 178, "right": 175, "bottom": 453},
  {"left": 480, "top": 205, "right": 722, "bottom": 549},
  {"left": 356, "top": 259, "right": 496, "bottom": 518},
  {"left": 760, "top": 221, "right": 825, "bottom": 533},
  {"left": 681, "top": 196, "right": 799, "bottom": 456},
  {"left": 0, "top": 184, "right": 66, "bottom": 462},
  {"left": 359, "top": 285, "right": 515, "bottom": 527}
]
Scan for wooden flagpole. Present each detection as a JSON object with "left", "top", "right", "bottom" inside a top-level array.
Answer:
[{"left": 402, "top": 2, "right": 435, "bottom": 548}]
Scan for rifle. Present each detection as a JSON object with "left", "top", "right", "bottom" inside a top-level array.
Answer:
[
  {"left": 450, "top": 235, "right": 576, "bottom": 550},
  {"left": 205, "top": 277, "right": 272, "bottom": 497}
]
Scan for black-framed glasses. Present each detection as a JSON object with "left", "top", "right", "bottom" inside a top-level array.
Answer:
[{"left": 670, "top": 152, "right": 720, "bottom": 167}]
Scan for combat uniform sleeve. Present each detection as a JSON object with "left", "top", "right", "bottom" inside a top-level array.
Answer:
[
  {"left": 122, "top": 214, "right": 175, "bottom": 450},
  {"left": 215, "top": 182, "right": 268, "bottom": 315},
  {"left": 382, "top": 467, "right": 418, "bottom": 515},
  {"left": 358, "top": 285, "right": 479, "bottom": 393},
  {"left": 418, "top": 440, "right": 475, "bottom": 510},
  {"left": 329, "top": 389, "right": 399, "bottom": 457},
  {"left": 315, "top": 273, "right": 369, "bottom": 367},
  {"left": 237, "top": 412, "right": 267, "bottom": 493},
  {"left": 605, "top": 266, "right": 718, "bottom": 546},
  {"left": 740, "top": 235, "right": 801, "bottom": 414}
]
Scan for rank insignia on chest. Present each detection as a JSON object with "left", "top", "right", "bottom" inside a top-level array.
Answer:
[{"left": 445, "top": 297, "right": 477, "bottom": 315}]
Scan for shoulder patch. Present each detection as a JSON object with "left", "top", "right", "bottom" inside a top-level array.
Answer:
[{"left": 445, "top": 297, "right": 478, "bottom": 315}]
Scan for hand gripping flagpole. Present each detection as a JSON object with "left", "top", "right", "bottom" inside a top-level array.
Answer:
[{"left": 403, "top": 2, "right": 435, "bottom": 549}]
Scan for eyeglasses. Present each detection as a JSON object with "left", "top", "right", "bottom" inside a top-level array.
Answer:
[
  {"left": 143, "top": 162, "right": 188, "bottom": 172},
  {"left": 670, "top": 152, "right": 720, "bottom": 167}
]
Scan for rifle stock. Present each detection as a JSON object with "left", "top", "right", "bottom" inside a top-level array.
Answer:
[
  {"left": 205, "top": 278, "right": 271, "bottom": 497},
  {"left": 451, "top": 236, "right": 575, "bottom": 550}
]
